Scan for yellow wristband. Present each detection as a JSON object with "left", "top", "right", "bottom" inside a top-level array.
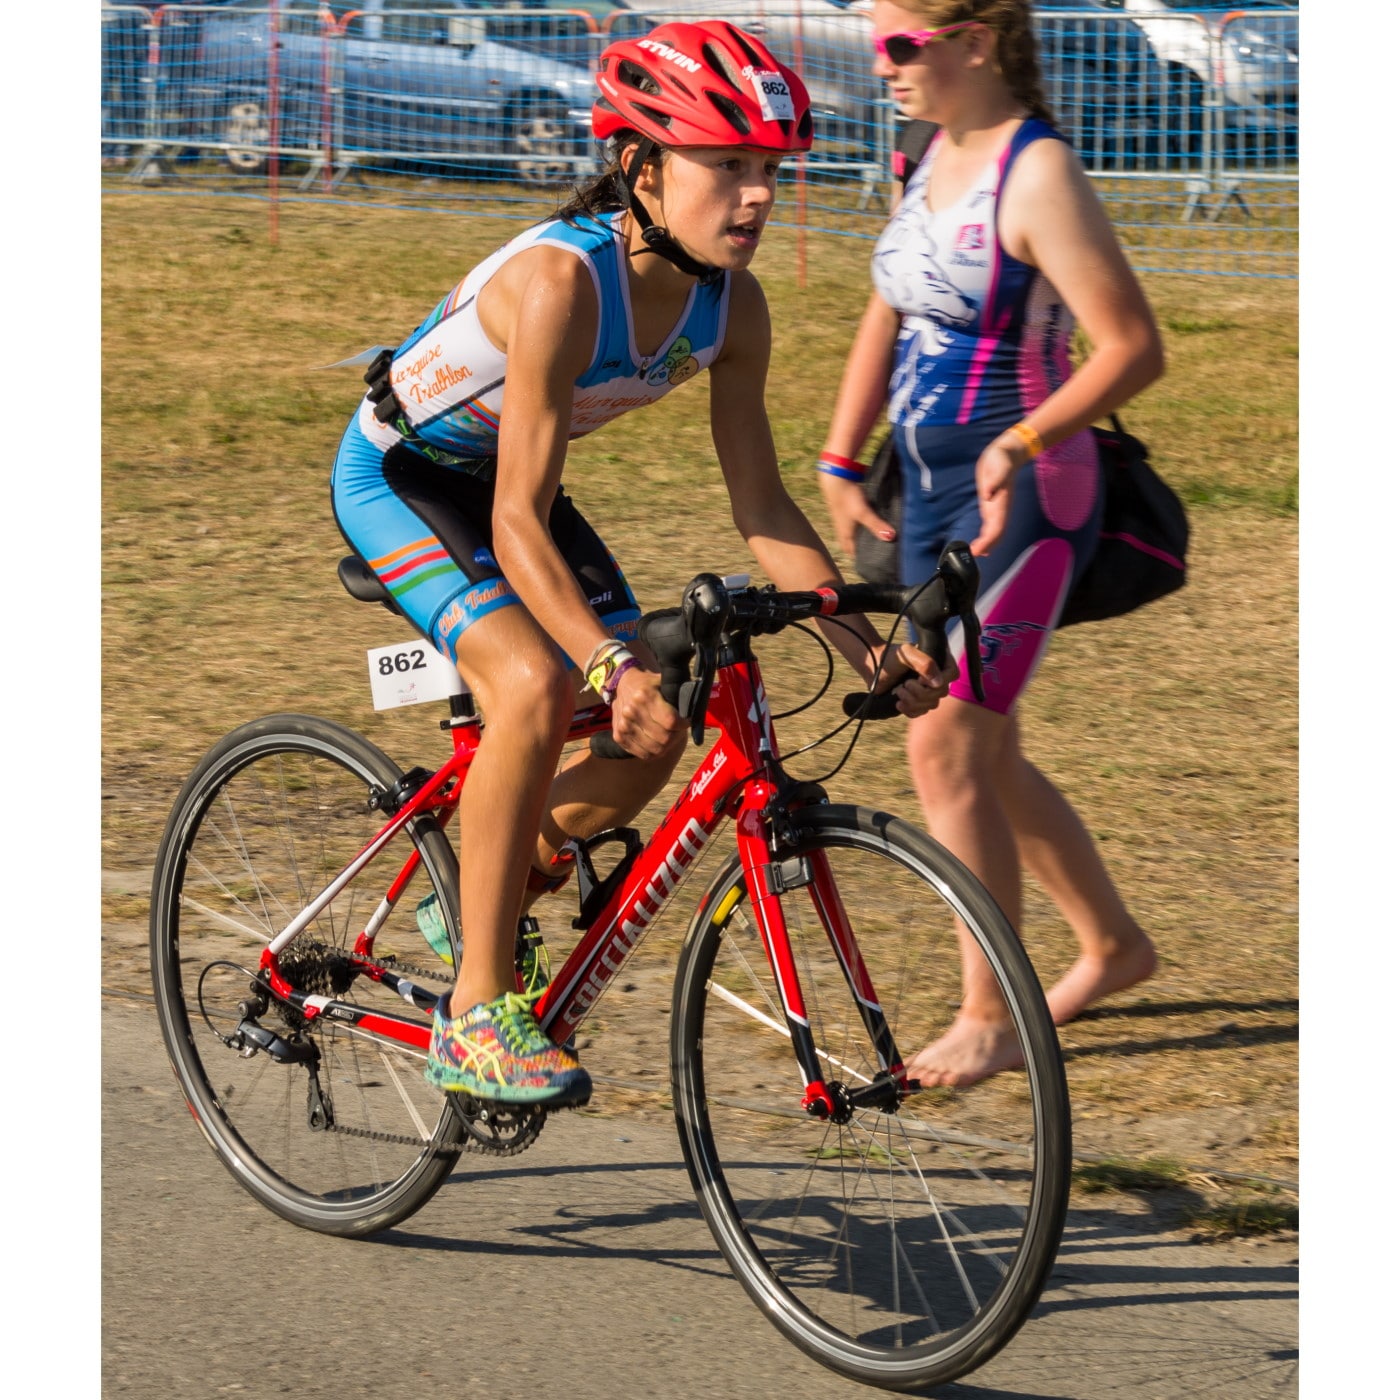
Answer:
[
  {"left": 587, "top": 646, "right": 636, "bottom": 700},
  {"left": 1007, "top": 420, "right": 1045, "bottom": 458}
]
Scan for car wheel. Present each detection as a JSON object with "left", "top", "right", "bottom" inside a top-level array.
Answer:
[
  {"left": 225, "top": 100, "right": 269, "bottom": 174},
  {"left": 507, "top": 98, "right": 577, "bottom": 188},
  {"left": 1161, "top": 64, "right": 1206, "bottom": 171}
]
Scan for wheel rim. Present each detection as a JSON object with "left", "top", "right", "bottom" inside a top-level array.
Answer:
[
  {"left": 675, "top": 824, "right": 1066, "bottom": 1377},
  {"left": 226, "top": 101, "right": 267, "bottom": 172},
  {"left": 154, "top": 731, "right": 462, "bottom": 1223},
  {"left": 512, "top": 109, "right": 573, "bottom": 186}
]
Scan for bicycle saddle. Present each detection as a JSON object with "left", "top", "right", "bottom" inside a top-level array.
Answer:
[{"left": 337, "top": 554, "right": 395, "bottom": 610}]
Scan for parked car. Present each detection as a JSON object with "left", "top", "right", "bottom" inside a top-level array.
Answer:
[
  {"left": 1039, "top": 0, "right": 1298, "bottom": 165},
  {"left": 1093, "top": 1, "right": 1297, "bottom": 108},
  {"left": 192, "top": 0, "right": 628, "bottom": 180}
]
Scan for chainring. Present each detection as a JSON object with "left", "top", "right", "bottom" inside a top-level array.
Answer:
[{"left": 447, "top": 1094, "right": 548, "bottom": 1156}]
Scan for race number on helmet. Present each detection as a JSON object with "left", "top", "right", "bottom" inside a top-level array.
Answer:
[{"left": 593, "top": 20, "right": 814, "bottom": 152}]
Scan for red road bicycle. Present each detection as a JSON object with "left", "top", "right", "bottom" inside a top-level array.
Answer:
[{"left": 150, "top": 543, "right": 1070, "bottom": 1393}]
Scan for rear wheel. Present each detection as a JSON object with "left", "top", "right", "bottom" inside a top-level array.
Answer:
[
  {"left": 150, "top": 714, "right": 465, "bottom": 1238},
  {"left": 671, "top": 805, "right": 1070, "bottom": 1391}
]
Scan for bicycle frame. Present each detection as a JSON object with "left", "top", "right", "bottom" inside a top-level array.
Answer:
[{"left": 257, "top": 647, "right": 906, "bottom": 1121}]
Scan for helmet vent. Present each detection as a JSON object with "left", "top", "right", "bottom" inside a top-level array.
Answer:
[
  {"left": 705, "top": 90, "right": 752, "bottom": 136},
  {"left": 617, "top": 59, "right": 662, "bottom": 98},
  {"left": 700, "top": 40, "right": 745, "bottom": 94},
  {"left": 725, "top": 25, "right": 769, "bottom": 74},
  {"left": 633, "top": 100, "right": 674, "bottom": 131}
]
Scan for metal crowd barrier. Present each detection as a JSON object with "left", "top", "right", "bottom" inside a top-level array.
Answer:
[{"left": 99, "top": 4, "right": 1298, "bottom": 277}]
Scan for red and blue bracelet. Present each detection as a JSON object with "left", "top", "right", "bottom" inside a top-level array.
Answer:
[{"left": 816, "top": 451, "right": 866, "bottom": 483}]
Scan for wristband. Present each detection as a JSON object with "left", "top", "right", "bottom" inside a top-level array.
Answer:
[
  {"left": 597, "top": 656, "right": 638, "bottom": 705},
  {"left": 584, "top": 638, "right": 626, "bottom": 679},
  {"left": 817, "top": 450, "right": 866, "bottom": 483},
  {"left": 1006, "top": 420, "right": 1045, "bottom": 459},
  {"left": 587, "top": 646, "right": 637, "bottom": 703}
]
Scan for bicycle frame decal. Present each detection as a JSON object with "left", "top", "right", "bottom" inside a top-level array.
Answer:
[{"left": 537, "top": 771, "right": 732, "bottom": 1037}]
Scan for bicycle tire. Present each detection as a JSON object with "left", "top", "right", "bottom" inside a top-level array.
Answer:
[
  {"left": 150, "top": 713, "right": 467, "bottom": 1238},
  {"left": 670, "top": 804, "right": 1070, "bottom": 1391}
]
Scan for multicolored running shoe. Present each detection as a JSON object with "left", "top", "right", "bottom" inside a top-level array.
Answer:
[{"left": 424, "top": 991, "right": 592, "bottom": 1107}]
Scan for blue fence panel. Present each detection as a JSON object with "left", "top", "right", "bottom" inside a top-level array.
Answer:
[{"left": 100, "top": 2, "right": 1298, "bottom": 278}]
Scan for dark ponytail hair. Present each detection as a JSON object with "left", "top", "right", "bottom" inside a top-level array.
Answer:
[{"left": 555, "top": 130, "right": 665, "bottom": 228}]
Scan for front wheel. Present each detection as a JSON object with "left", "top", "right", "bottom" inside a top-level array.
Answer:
[
  {"left": 671, "top": 805, "right": 1070, "bottom": 1391},
  {"left": 150, "top": 714, "right": 466, "bottom": 1238}
]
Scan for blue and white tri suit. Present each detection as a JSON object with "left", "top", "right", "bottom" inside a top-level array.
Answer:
[{"left": 331, "top": 210, "right": 731, "bottom": 661}]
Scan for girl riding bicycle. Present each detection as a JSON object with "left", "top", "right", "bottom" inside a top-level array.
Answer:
[{"left": 330, "top": 21, "right": 954, "bottom": 1111}]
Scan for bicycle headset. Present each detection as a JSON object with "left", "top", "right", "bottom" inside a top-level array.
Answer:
[{"left": 592, "top": 21, "right": 814, "bottom": 285}]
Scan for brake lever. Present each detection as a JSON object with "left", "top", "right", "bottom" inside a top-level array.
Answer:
[
  {"left": 680, "top": 646, "right": 717, "bottom": 747},
  {"left": 937, "top": 541, "right": 985, "bottom": 704},
  {"left": 677, "top": 574, "right": 731, "bottom": 746}
]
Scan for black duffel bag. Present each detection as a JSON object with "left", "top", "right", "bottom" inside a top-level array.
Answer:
[{"left": 852, "top": 416, "right": 1188, "bottom": 628}]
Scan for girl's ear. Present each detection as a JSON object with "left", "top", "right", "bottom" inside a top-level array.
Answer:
[{"left": 630, "top": 148, "right": 662, "bottom": 195}]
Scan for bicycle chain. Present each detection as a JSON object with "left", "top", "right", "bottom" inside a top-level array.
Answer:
[{"left": 275, "top": 948, "right": 546, "bottom": 1158}]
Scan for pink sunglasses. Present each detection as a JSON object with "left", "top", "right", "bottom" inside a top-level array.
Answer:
[{"left": 873, "top": 20, "right": 981, "bottom": 66}]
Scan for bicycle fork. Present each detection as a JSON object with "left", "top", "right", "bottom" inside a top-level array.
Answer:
[{"left": 733, "top": 805, "right": 907, "bottom": 1123}]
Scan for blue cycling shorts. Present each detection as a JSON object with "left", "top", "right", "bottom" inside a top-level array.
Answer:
[{"left": 331, "top": 413, "right": 640, "bottom": 663}]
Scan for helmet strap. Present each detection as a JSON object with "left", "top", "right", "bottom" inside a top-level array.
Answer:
[{"left": 614, "top": 137, "right": 724, "bottom": 287}]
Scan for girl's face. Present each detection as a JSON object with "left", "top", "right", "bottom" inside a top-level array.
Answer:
[
  {"left": 641, "top": 147, "right": 784, "bottom": 272},
  {"left": 869, "top": 2, "right": 981, "bottom": 124}
]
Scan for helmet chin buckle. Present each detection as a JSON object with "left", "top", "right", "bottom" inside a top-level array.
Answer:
[{"left": 638, "top": 224, "right": 723, "bottom": 285}]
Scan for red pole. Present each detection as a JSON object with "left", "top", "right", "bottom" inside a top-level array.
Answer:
[
  {"left": 268, "top": 0, "right": 281, "bottom": 244},
  {"left": 321, "top": 6, "right": 333, "bottom": 194},
  {"left": 793, "top": 0, "right": 807, "bottom": 290}
]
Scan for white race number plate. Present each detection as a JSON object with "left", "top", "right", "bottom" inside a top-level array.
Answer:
[{"left": 366, "top": 640, "right": 469, "bottom": 711}]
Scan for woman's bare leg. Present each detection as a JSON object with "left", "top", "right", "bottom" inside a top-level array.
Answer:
[
  {"left": 993, "top": 714, "right": 1155, "bottom": 1025},
  {"left": 902, "top": 698, "right": 1031, "bottom": 1088}
]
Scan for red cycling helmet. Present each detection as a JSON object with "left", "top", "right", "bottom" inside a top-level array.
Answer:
[{"left": 593, "top": 20, "right": 814, "bottom": 153}]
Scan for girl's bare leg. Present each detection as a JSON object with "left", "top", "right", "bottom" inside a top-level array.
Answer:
[
  {"left": 903, "top": 698, "right": 1031, "bottom": 1088},
  {"left": 448, "top": 608, "right": 576, "bottom": 1017}
]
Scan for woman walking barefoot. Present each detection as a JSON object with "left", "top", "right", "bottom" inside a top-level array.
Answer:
[{"left": 817, "top": 1, "right": 1162, "bottom": 1086}]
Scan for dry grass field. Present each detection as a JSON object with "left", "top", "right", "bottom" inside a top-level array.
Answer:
[{"left": 101, "top": 191, "right": 1297, "bottom": 1233}]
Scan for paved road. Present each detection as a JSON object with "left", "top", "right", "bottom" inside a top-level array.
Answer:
[{"left": 103, "top": 995, "right": 1297, "bottom": 1399}]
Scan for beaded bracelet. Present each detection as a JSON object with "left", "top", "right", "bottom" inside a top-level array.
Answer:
[
  {"left": 1006, "top": 420, "right": 1045, "bottom": 458},
  {"left": 817, "top": 450, "right": 866, "bottom": 483}
]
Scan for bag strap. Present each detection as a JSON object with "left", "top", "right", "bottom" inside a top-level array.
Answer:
[{"left": 892, "top": 119, "right": 938, "bottom": 191}]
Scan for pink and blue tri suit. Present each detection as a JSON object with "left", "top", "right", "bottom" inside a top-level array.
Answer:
[
  {"left": 331, "top": 209, "right": 731, "bottom": 663},
  {"left": 871, "top": 117, "right": 1102, "bottom": 714}
]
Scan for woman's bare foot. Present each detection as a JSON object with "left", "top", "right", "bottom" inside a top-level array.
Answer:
[
  {"left": 1043, "top": 933, "right": 1157, "bottom": 1026},
  {"left": 905, "top": 1015, "right": 1026, "bottom": 1089}
]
